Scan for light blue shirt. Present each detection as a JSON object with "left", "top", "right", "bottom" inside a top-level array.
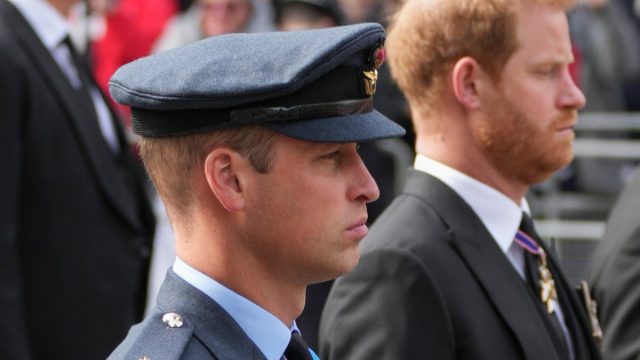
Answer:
[
  {"left": 173, "top": 257, "right": 292, "bottom": 360},
  {"left": 414, "top": 154, "right": 574, "bottom": 360}
]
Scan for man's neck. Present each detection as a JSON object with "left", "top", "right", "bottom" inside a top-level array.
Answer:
[
  {"left": 47, "top": 0, "right": 75, "bottom": 17},
  {"left": 416, "top": 138, "right": 528, "bottom": 203},
  {"left": 175, "top": 235, "right": 306, "bottom": 327}
]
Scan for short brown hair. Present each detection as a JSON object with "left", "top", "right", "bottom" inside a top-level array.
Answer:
[
  {"left": 387, "top": 0, "right": 574, "bottom": 116},
  {"left": 140, "top": 126, "right": 276, "bottom": 217}
]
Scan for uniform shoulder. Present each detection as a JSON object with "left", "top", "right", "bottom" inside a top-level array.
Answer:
[{"left": 108, "top": 310, "right": 195, "bottom": 360}]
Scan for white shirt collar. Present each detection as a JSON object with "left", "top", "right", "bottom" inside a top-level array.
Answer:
[
  {"left": 8, "top": 0, "right": 69, "bottom": 49},
  {"left": 173, "top": 258, "right": 292, "bottom": 360},
  {"left": 414, "top": 154, "right": 530, "bottom": 254}
]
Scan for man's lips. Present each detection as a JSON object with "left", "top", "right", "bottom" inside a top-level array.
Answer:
[
  {"left": 347, "top": 217, "right": 369, "bottom": 237},
  {"left": 554, "top": 112, "right": 577, "bottom": 133},
  {"left": 557, "top": 122, "right": 576, "bottom": 131}
]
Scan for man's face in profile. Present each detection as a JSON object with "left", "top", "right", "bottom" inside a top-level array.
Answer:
[
  {"left": 238, "top": 133, "right": 380, "bottom": 286},
  {"left": 472, "top": 0, "right": 586, "bottom": 186}
]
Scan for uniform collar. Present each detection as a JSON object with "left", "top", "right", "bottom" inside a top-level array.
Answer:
[{"left": 173, "top": 257, "right": 292, "bottom": 360}]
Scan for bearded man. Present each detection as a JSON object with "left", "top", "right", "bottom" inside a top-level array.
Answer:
[{"left": 319, "top": 0, "right": 604, "bottom": 359}]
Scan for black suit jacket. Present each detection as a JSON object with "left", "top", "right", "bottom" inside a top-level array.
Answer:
[
  {"left": 109, "top": 270, "right": 268, "bottom": 360},
  {"left": 589, "top": 169, "right": 640, "bottom": 360},
  {"left": 319, "top": 169, "right": 601, "bottom": 360},
  {"left": 0, "top": 1, "right": 155, "bottom": 359}
]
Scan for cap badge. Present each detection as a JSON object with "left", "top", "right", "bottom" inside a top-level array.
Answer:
[{"left": 363, "top": 46, "right": 386, "bottom": 96}]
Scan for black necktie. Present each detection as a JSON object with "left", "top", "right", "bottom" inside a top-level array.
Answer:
[
  {"left": 61, "top": 36, "right": 121, "bottom": 155},
  {"left": 519, "top": 214, "right": 571, "bottom": 360},
  {"left": 284, "top": 331, "right": 312, "bottom": 360},
  {"left": 62, "top": 36, "right": 92, "bottom": 90}
]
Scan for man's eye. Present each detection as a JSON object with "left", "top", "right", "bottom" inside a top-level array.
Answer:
[
  {"left": 537, "top": 67, "right": 558, "bottom": 77},
  {"left": 323, "top": 150, "right": 341, "bottom": 160}
]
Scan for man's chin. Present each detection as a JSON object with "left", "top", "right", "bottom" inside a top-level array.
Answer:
[
  {"left": 320, "top": 252, "right": 361, "bottom": 282},
  {"left": 527, "top": 152, "right": 573, "bottom": 185}
]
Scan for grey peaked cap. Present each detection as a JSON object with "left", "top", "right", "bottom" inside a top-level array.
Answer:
[{"left": 109, "top": 23, "right": 405, "bottom": 141}]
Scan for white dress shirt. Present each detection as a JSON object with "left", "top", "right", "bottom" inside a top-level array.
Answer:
[
  {"left": 414, "top": 154, "right": 574, "bottom": 359},
  {"left": 9, "top": 0, "right": 119, "bottom": 153},
  {"left": 173, "top": 257, "right": 293, "bottom": 360}
]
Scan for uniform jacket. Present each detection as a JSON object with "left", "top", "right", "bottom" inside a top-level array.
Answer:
[
  {"left": 109, "top": 270, "right": 268, "bottom": 360},
  {"left": 590, "top": 169, "right": 640, "bottom": 360},
  {"left": 319, "top": 169, "right": 602, "bottom": 360},
  {"left": 0, "top": 1, "right": 155, "bottom": 359}
]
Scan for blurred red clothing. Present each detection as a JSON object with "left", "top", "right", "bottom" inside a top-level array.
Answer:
[{"left": 92, "top": 0, "right": 177, "bottom": 122}]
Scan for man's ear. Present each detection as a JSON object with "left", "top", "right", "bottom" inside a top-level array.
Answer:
[
  {"left": 452, "top": 57, "right": 484, "bottom": 110},
  {"left": 203, "top": 148, "right": 247, "bottom": 212}
]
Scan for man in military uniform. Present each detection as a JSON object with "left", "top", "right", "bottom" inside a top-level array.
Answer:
[{"left": 107, "top": 23, "right": 404, "bottom": 360}]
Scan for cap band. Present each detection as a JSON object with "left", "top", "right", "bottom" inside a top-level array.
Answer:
[
  {"left": 230, "top": 99, "right": 373, "bottom": 124},
  {"left": 132, "top": 98, "right": 373, "bottom": 137}
]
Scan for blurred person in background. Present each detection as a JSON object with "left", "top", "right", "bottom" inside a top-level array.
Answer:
[
  {"left": 570, "top": 0, "right": 640, "bottom": 112},
  {"left": 69, "top": 0, "right": 180, "bottom": 320},
  {"left": 590, "top": 166, "right": 640, "bottom": 360},
  {"left": 335, "top": 0, "right": 379, "bottom": 24},
  {"left": 564, "top": 0, "right": 640, "bottom": 194},
  {"left": 581, "top": 3, "right": 640, "bottom": 360},
  {"left": 0, "top": 0, "right": 155, "bottom": 359},
  {"left": 273, "top": 0, "right": 341, "bottom": 30},
  {"left": 153, "top": 0, "right": 274, "bottom": 52},
  {"left": 619, "top": 0, "right": 640, "bottom": 110}
]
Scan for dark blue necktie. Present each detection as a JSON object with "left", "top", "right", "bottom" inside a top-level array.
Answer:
[{"left": 284, "top": 331, "right": 316, "bottom": 360}]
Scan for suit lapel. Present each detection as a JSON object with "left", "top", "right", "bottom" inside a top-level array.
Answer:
[
  {"left": 6, "top": 1, "right": 143, "bottom": 231},
  {"left": 404, "top": 170, "right": 561, "bottom": 360},
  {"left": 158, "top": 270, "right": 267, "bottom": 360}
]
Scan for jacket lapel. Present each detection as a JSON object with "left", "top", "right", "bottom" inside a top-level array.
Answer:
[
  {"left": 404, "top": 170, "right": 561, "bottom": 360},
  {"left": 158, "top": 270, "right": 268, "bottom": 360},
  {"left": 7, "top": 2, "right": 144, "bottom": 232}
]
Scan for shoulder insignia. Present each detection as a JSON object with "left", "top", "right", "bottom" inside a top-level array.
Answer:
[{"left": 108, "top": 311, "right": 194, "bottom": 360}]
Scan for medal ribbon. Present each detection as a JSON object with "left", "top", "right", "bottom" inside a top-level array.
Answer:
[
  {"left": 515, "top": 229, "right": 557, "bottom": 314},
  {"left": 515, "top": 230, "right": 546, "bottom": 257}
]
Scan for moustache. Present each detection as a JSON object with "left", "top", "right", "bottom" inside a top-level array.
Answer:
[{"left": 550, "top": 110, "right": 577, "bottom": 130}]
